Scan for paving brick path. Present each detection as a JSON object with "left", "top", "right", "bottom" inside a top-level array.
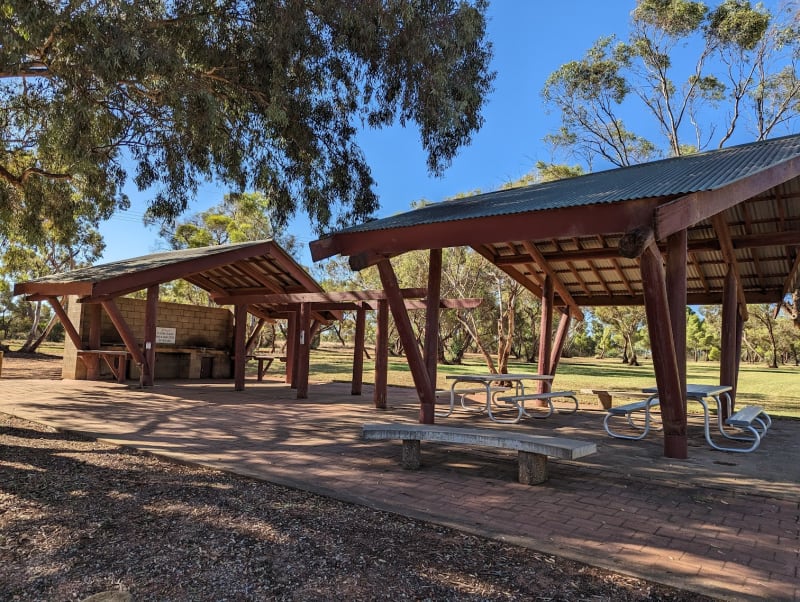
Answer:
[{"left": 0, "top": 377, "right": 797, "bottom": 601}]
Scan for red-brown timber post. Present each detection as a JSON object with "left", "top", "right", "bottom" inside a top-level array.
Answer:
[
  {"left": 285, "top": 311, "right": 296, "bottom": 386},
  {"left": 143, "top": 285, "right": 159, "bottom": 387},
  {"left": 424, "top": 248, "right": 442, "bottom": 389},
  {"left": 377, "top": 259, "right": 436, "bottom": 424},
  {"left": 549, "top": 309, "right": 571, "bottom": 377},
  {"left": 640, "top": 242, "right": 688, "bottom": 459},
  {"left": 86, "top": 303, "right": 102, "bottom": 380},
  {"left": 374, "top": 299, "right": 389, "bottom": 409},
  {"left": 666, "top": 230, "right": 688, "bottom": 399},
  {"left": 537, "top": 275, "right": 554, "bottom": 394},
  {"left": 296, "top": 302, "right": 311, "bottom": 399},
  {"left": 720, "top": 268, "right": 739, "bottom": 416},
  {"left": 233, "top": 304, "right": 247, "bottom": 391},
  {"left": 352, "top": 306, "right": 366, "bottom": 395}
]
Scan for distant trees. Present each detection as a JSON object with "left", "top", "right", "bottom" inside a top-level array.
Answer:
[{"left": 541, "top": 0, "right": 799, "bottom": 170}]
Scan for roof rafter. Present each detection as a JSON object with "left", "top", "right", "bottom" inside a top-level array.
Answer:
[
  {"left": 710, "top": 212, "right": 749, "bottom": 321},
  {"left": 521, "top": 240, "right": 583, "bottom": 320}
]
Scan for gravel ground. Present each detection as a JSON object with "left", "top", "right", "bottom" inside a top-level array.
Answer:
[
  {"left": 0, "top": 354, "right": 716, "bottom": 601},
  {"left": 0, "top": 413, "right": 716, "bottom": 602}
]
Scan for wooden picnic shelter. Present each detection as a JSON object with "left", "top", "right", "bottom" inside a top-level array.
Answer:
[
  {"left": 13, "top": 240, "right": 338, "bottom": 390},
  {"left": 310, "top": 134, "right": 800, "bottom": 459}
]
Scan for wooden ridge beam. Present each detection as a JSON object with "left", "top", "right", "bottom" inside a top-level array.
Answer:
[{"left": 213, "top": 287, "right": 428, "bottom": 305}]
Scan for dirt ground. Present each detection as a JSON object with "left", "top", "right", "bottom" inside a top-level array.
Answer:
[{"left": 0, "top": 353, "right": 715, "bottom": 601}]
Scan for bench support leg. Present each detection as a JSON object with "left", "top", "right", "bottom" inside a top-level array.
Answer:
[
  {"left": 401, "top": 440, "right": 421, "bottom": 469},
  {"left": 518, "top": 451, "right": 547, "bottom": 485}
]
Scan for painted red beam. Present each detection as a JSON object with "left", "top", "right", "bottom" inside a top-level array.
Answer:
[
  {"left": 213, "top": 288, "right": 428, "bottom": 306},
  {"left": 310, "top": 199, "right": 658, "bottom": 261},
  {"left": 656, "top": 155, "right": 800, "bottom": 240}
]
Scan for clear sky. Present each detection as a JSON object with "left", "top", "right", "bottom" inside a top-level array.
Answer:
[{"left": 96, "top": 1, "right": 656, "bottom": 266}]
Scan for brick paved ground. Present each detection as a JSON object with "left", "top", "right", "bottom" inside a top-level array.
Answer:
[{"left": 0, "top": 376, "right": 797, "bottom": 601}]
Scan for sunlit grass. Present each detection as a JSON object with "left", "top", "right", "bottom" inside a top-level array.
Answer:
[{"left": 310, "top": 346, "right": 800, "bottom": 418}]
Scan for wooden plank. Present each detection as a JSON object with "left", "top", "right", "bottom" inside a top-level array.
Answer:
[
  {"left": 549, "top": 310, "right": 571, "bottom": 377},
  {"left": 711, "top": 213, "right": 748, "bottom": 321},
  {"left": 720, "top": 268, "right": 739, "bottom": 415}
]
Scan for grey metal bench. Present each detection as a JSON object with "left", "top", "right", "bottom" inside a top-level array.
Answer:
[
  {"left": 362, "top": 423, "right": 596, "bottom": 485},
  {"left": 495, "top": 391, "right": 579, "bottom": 420},
  {"left": 434, "top": 386, "right": 511, "bottom": 418},
  {"left": 603, "top": 396, "right": 662, "bottom": 440},
  {"left": 721, "top": 405, "right": 772, "bottom": 453}
]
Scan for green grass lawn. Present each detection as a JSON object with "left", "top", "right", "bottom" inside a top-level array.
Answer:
[{"left": 309, "top": 346, "right": 800, "bottom": 418}]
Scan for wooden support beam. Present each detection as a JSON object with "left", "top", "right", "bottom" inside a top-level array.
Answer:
[
  {"left": 424, "top": 249, "right": 442, "bottom": 389},
  {"left": 286, "top": 307, "right": 300, "bottom": 389},
  {"left": 537, "top": 276, "right": 554, "bottom": 395},
  {"left": 213, "top": 288, "right": 428, "bottom": 306},
  {"left": 245, "top": 318, "right": 266, "bottom": 356},
  {"left": 352, "top": 306, "right": 366, "bottom": 395},
  {"left": 296, "top": 302, "right": 312, "bottom": 399},
  {"left": 233, "top": 304, "right": 247, "bottom": 391},
  {"left": 666, "top": 230, "right": 688, "bottom": 397},
  {"left": 549, "top": 310, "right": 571, "bottom": 377},
  {"left": 521, "top": 241, "right": 583, "bottom": 321},
  {"left": 100, "top": 299, "right": 146, "bottom": 368},
  {"left": 377, "top": 259, "right": 436, "bottom": 424},
  {"left": 640, "top": 242, "right": 687, "bottom": 459},
  {"left": 720, "top": 268, "right": 739, "bottom": 415},
  {"left": 46, "top": 296, "right": 84, "bottom": 351},
  {"left": 143, "top": 285, "right": 158, "bottom": 387},
  {"left": 710, "top": 213, "right": 748, "bottom": 321},
  {"left": 86, "top": 304, "right": 102, "bottom": 380},
  {"left": 374, "top": 299, "right": 389, "bottom": 409}
]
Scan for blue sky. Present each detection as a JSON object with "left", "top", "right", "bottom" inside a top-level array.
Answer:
[{"left": 97, "top": 1, "right": 662, "bottom": 265}]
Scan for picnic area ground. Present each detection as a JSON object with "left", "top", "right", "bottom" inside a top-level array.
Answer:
[{"left": 0, "top": 353, "right": 798, "bottom": 601}]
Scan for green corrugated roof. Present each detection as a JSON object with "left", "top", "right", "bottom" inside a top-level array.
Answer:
[{"left": 327, "top": 133, "right": 800, "bottom": 236}]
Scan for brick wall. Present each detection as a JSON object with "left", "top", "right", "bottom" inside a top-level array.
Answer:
[
  {"left": 63, "top": 296, "right": 235, "bottom": 380},
  {"left": 78, "top": 297, "right": 234, "bottom": 349}
]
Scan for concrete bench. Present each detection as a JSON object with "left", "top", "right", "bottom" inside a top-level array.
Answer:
[
  {"left": 495, "top": 391, "right": 579, "bottom": 420},
  {"left": 721, "top": 405, "right": 772, "bottom": 453},
  {"left": 362, "top": 423, "right": 597, "bottom": 485},
  {"left": 603, "top": 397, "right": 662, "bottom": 440}
]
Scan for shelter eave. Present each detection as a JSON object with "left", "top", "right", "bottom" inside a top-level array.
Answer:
[
  {"left": 86, "top": 241, "right": 276, "bottom": 300},
  {"left": 14, "top": 280, "right": 95, "bottom": 298},
  {"left": 310, "top": 199, "right": 660, "bottom": 262}
]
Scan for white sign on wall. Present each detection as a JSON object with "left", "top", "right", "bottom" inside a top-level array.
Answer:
[{"left": 155, "top": 327, "right": 177, "bottom": 344}]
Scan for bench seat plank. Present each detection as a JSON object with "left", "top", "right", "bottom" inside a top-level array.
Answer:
[{"left": 362, "top": 423, "right": 596, "bottom": 460}]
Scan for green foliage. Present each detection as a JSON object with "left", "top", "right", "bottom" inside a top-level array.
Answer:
[
  {"left": 542, "top": 0, "right": 799, "bottom": 166},
  {"left": 0, "top": 0, "right": 494, "bottom": 243}
]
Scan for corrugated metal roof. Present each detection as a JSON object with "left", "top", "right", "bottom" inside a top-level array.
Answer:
[
  {"left": 329, "top": 133, "right": 800, "bottom": 236},
  {"left": 20, "top": 241, "right": 270, "bottom": 285}
]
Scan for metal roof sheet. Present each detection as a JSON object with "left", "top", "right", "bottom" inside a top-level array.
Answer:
[{"left": 327, "top": 133, "right": 800, "bottom": 236}]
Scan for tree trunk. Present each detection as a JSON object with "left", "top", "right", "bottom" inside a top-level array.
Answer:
[{"left": 19, "top": 301, "right": 44, "bottom": 352}]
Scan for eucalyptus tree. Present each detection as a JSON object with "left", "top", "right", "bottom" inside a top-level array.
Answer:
[
  {"left": 542, "top": 0, "right": 799, "bottom": 168},
  {"left": 1, "top": 0, "right": 494, "bottom": 245}
]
